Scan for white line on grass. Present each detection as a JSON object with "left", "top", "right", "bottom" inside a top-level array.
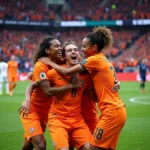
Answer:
[{"left": 129, "top": 96, "right": 150, "bottom": 105}]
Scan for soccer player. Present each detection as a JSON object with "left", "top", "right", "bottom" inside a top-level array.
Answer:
[
  {"left": 40, "top": 27, "right": 127, "bottom": 150},
  {"left": 21, "top": 41, "right": 95, "bottom": 150},
  {"left": 19, "top": 36, "right": 79, "bottom": 150},
  {"left": 37, "top": 40, "right": 94, "bottom": 150},
  {"left": 22, "top": 40, "right": 120, "bottom": 150},
  {"left": 0, "top": 56, "right": 9, "bottom": 95},
  {"left": 7, "top": 55, "right": 18, "bottom": 96},
  {"left": 138, "top": 58, "right": 149, "bottom": 92}
]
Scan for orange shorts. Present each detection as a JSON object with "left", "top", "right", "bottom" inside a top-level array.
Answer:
[
  {"left": 91, "top": 106, "right": 127, "bottom": 149},
  {"left": 20, "top": 112, "right": 48, "bottom": 140},
  {"left": 8, "top": 76, "right": 18, "bottom": 83},
  {"left": 48, "top": 114, "right": 92, "bottom": 150}
]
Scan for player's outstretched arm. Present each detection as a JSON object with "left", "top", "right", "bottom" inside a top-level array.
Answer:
[
  {"left": 40, "top": 79, "right": 84, "bottom": 97},
  {"left": 39, "top": 57, "right": 84, "bottom": 75}
]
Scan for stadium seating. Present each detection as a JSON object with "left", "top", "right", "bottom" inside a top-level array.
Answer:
[
  {"left": 0, "top": 0, "right": 149, "bottom": 21},
  {"left": 0, "top": 0, "right": 149, "bottom": 72},
  {"left": 0, "top": 29, "right": 149, "bottom": 72}
]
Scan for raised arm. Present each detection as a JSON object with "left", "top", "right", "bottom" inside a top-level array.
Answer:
[
  {"left": 40, "top": 80, "right": 74, "bottom": 96},
  {"left": 49, "top": 61, "right": 84, "bottom": 76},
  {"left": 40, "top": 57, "right": 85, "bottom": 75}
]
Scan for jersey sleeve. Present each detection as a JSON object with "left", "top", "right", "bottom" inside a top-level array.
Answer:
[
  {"left": 80, "top": 56, "right": 98, "bottom": 72},
  {"left": 46, "top": 69, "right": 56, "bottom": 82},
  {"left": 33, "top": 64, "right": 49, "bottom": 81}
]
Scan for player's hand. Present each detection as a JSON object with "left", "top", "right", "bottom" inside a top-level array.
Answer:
[
  {"left": 112, "top": 80, "right": 120, "bottom": 92},
  {"left": 70, "top": 74, "right": 78, "bottom": 86},
  {"left": 39, "top": 57, "right": 52, "bottom": 65},
  {"left": 18, "top": 100, "right": 30, "bottom": 117},
  {"left": 27, "top": 72, "right": 33, "bottom": 80},
  {"left": 72, "top": 79, "right": 84, "bottom": 88}
]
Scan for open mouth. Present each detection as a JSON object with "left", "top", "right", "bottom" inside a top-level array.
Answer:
[
  {"left": 71, "top": 55, "right": 77, "bottom": 61},
  {"left": 57, "top": 51, "right": 62, "bottom": 56}
]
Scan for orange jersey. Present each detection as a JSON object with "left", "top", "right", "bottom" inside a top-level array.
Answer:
[
  {"left": 82, "top": 93, "right": 98, "bottom": 120},
  {"left": 81, "top": 53, "right": 124, "bottom": 113},
  {"left": 7, "top": 60, "right": 18, "bottom": 76},
  {"left": 47, "top": 65, "right": 93, "bottom": 119},
  {"left": 82, "top": 93, "right": 99, "bottom": 133},
  {"left": 29, "top": 61, "right": 52, "bottom": 113}
]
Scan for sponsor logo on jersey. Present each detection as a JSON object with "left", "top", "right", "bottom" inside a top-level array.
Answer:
[
  {"left": 29, "top": 128, "right": 35, "bottom": 133},
  {"left": 40, "top": 72, "right": 46, "bottom": 79}
]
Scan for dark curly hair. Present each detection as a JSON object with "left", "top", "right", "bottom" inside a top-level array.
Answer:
[
  {"left": 33, "top": 36, "right": 56, "bottom": 64},
  {"left": 85, "top": 26, "right": 113, "bottom": 52}
]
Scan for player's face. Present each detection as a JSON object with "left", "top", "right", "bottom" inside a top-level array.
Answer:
[
  {"left": 82, "top": 37, "right": 96, "bottom": 58},
  {"left": 11, "top": 55, "right": 16, "bottom": 61},
  {"left": 64, "top": 44, "right": 80, "bottom": 66},
  {"left": 47, "top": 39, "right": 63, "bottom": 62}
]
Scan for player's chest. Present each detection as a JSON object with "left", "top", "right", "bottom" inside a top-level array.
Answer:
[
  {"left": 10, "top": 62, "right": 17, "bottom": 68},
  {"left": 52, "top": 75, "right": 69, "bottom": 86},
  {"left": 141, "top": 64, "right": 146, "bottom": 70}
]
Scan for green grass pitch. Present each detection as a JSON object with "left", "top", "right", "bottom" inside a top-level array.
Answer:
[{"left": 0, "top": 81, "right": 150, "bottom": 150}]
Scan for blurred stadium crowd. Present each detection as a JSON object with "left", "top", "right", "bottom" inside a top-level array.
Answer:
[
  {"left": 0, "top": 0, "right": 149, "bottom": 21},
  {"left": 0, "top": 0, "right": 150, "bottom": 73}
]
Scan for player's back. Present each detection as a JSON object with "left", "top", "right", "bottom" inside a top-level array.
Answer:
[
  {"left": 47, "top": 65, "right": 90, "bottom": 118},
  {"left": 0, "top": 62, "right": 8, "bottom": 76},
  {"left": 82, "top": 53, "right": 124, "bottom": 112}
]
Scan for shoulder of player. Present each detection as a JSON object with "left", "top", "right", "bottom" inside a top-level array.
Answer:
[
  {"left": 47, "top": 64, "right": 66, "bottom": 78},
  {"left": 86, "top": 54, "right": 104, "bottom": 62},
  {"left": 34, "top": 61, "right": 49, "bottom": 69}
]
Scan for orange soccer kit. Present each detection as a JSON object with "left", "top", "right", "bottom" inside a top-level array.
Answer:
[
  {"left": 82, "top": 93, "right": 99, "bottom": 134},
  {"left": 46, "top": 65, "right": 92, "bottom": 150},
  {"left": 7, "top": 60, "right": 18, "bottom": 92},
  {"left": 80, "top": 53, "right": 127, "bottom": 149},
  {"left": 20, "top": 61, "right": 53, "bottom": 140},
  {"left": 7, "top": 60, "right": 18, "bottom": 83}
]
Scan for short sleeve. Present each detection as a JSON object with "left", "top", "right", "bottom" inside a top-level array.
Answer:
[
  {"left": 47, "top": 69, "right": 55, "bottom": 80},
  {"left": 80, "top": 56, "right": 98, "bottom": 72},
  {"left": 33, "top": 64, "right": 49, "bottom": 81}
]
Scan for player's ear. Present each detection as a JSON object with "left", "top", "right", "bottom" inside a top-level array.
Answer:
[
  {"left": 92, "top": 44, "right": 97, "bottom": 52},
  {"left": 45, "top": 48, "right": 50, "bottom": 54}
]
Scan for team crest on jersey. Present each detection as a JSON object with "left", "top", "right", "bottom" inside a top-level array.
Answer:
[
  {"left": 40, "top": 72, "right": 46, "bottom": 79},
  {"left": 53, "top": 141, "right": 56, "bottom": 147},
  {"left": 29, "top": 127, "right": 35, "bottom": 133},
  {"left": 82, "top": 59, "right": 87, "bottom": 64}
]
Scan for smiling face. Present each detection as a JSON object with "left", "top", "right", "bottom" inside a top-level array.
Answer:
[
  {"left": 46, "top": 39, "right": 63, "bottom": 63},
  {"left": 81, "top": 37, "right": 97, "bottom": 58},
  {"left": 64, "top": 44, "right": 80, "bottom": 66}
]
